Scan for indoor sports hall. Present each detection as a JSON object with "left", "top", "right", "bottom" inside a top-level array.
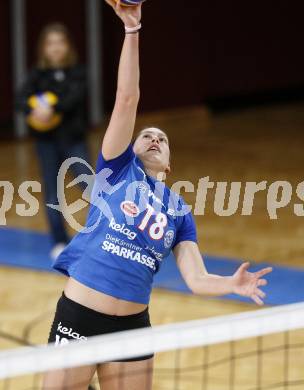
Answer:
[{"left": 0, "top": 1, "right": 303, "bottom": 389}]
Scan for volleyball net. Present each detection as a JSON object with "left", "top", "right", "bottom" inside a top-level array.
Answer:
[{"left": 0, "top": 302, "right": 303, "bottom": 390}]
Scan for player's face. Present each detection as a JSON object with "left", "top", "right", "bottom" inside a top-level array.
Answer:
[
  {"left": 43, "top": 32, "right": 69, "bottom": 67},
  {"left": 133, "top": 128, "right": 171, "bottom": 174}
]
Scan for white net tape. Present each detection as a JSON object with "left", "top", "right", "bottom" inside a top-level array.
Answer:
[{"left": 0, "top": 302, "right": 303, "bottom": 380}]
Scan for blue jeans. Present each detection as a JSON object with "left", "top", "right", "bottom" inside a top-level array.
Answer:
[{"left": 35, "top": 138, "right": 91, "bottom": 245}]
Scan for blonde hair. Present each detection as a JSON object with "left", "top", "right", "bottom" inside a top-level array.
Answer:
[{"left": 37, "top": 23, "right": 78, "bottom": 69}]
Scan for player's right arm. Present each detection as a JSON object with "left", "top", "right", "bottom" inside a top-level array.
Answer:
[
  {"left": 174, "top": 241, "right": 272, "bottom": 306},
  {"left": 102, "top": 0, "right": 142, "bottom": 161}
]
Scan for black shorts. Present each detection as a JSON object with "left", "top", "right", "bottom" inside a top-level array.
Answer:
[{"left": 48, "top": 292, "right": 154, "bottom": 362}]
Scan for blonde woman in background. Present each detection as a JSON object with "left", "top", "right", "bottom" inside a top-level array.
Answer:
[{"left": 16, "top": 23, "right": 91, "bottom": 259}]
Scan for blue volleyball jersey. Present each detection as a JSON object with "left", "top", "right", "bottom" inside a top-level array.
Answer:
[{"left": 53, "top": 145, "right": 197, "bottom": 304}]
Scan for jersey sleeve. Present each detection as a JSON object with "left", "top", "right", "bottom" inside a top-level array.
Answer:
[
  {"left": 95, "top": 144, "right": 135, "bottom": 177},
  {"left": 173, "top": 208, "right": 198, "bottom": 248}
]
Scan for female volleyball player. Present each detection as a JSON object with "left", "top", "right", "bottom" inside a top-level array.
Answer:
[
  {"left": 43, "top": 1, "right": 272, "bottom": 389},
  {"left": 16, "top": 23, "right": 90, "bottom": 260}
]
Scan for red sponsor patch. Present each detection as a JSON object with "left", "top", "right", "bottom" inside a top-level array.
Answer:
[{"left": 120, "top": 201, "right": 140, "bottom": 218}]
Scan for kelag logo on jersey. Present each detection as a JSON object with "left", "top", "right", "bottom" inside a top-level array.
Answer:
[
  {"left": 120, "top": 201, "right": 140, "bottom": 218},
  {"left": 109, "top": 218, "right": 137, "bottom": 240}
]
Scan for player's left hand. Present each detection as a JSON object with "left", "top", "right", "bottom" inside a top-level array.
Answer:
[{"left": 232, "top": 262, "right": 272, "bottom": 306}]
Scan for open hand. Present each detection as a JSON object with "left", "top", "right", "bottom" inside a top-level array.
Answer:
[
  {"left": 232, "top": 262, "right": 272, "bottom": 306},
  {"left": 105, "top": 0, "right": 142, "bottom": 28}
]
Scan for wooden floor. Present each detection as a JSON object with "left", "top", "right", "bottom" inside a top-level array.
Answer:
[{"left": 0, "top": 103, "right": 303, "bottom": 389}]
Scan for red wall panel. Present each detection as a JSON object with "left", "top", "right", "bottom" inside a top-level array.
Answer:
[
  {"left": 102, "top": 0, "right": 304, "bottom": 110},
  {"left": 25, "top": 0, "right": 86, "bottom": 68},
  {"left": 0, "top": 0, "right": 12, "bottom": 123},
  {"left": 204, "top": 1, "right": 304, "bottom": 98},
  {"left": 1, "top": 0, "right": 304, "bottom": 125}
]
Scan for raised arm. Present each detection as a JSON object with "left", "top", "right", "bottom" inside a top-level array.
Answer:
[
  {"left": 102, "top": 0, "right": 142, "bottom": 160},
  {"left": 174, "top": 241, "right": 272, "bottom": 306}
]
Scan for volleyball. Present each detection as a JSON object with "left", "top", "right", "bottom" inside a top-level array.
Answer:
[
  {"left": 26, "top": 91, "right": 62, "bottom": 132},
  {"left": 114, "top": 0, "right": 145, "bottom": 6}
]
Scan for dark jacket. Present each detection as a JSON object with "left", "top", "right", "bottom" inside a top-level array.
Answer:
[{"left": 16, "top": 64, "right": 88, "bottom": 142}]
